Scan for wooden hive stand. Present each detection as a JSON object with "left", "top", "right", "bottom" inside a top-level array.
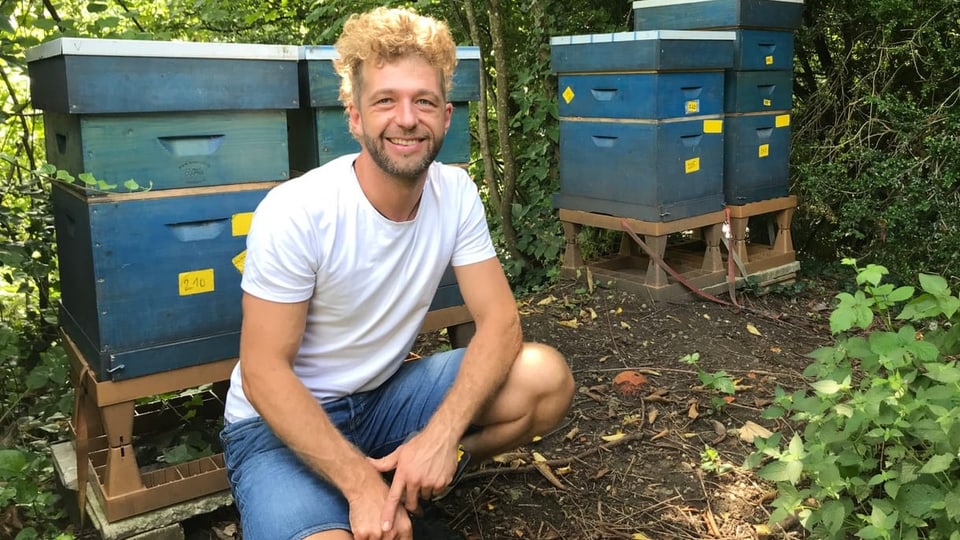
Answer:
[
  {"left": 725, "top": 195, "right": 797, "bottom": 276},
  {"left": 559, "top": 208, "right": 728, "bottom": 301},
  {"left": 64, "top": 329, "right": 235, "bottom": 523}
]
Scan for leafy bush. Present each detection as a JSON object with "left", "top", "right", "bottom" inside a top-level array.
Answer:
[{"left": 748, "top": 259, "right": 960, "bottom": 539}]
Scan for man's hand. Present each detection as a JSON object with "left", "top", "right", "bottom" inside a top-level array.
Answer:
[
  {"left": 369, "top": 431, "right": 460, "bottom": 522},
  {"left": 346, "top": 473, "right": 414, "bottom": 540}
]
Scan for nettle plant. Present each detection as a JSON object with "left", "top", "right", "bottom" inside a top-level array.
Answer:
[{"left": 747, "top": 259, "right": 960, "bottom": 540}]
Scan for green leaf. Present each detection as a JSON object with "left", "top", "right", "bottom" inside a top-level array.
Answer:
[
  {"left": 0, "top": 449, "right": 27, "bottom": 476},
  {"left": 759, "top": 460, "right": 804, "bottom": 484},
  {"left": 918, "top": 273, "right": 948, "bottom": 295},
  {"left": 123, "top": 179, "right": 140, "bottom": 191},
  {"left": 811, "top": 379, "right": 842, "bottom": 395},
  {"left": 86, "top": 2, "right": 108, "bottom": 13},
  {"left": 918, "top": 453, "right": 954, "bottom": 475},
  {"left": 78, "top": 172, "right": 97, "bottom": 186},
  {"left": 886, "top": 286, "right": 914, "bottom": 303},
  {"left": 898, "top": 483, "right": 942, "bottom": 518},
  {"left": 923, "top": 362, "right": 960, "bottom": 384},
  {"left": 821, "top": 499, "right": 848, "bottom": 535},
  {"left": 945, "top": 488, "right": 960, "bottom": 521}
]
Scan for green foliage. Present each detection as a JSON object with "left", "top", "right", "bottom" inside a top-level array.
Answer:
[
  {"left": 792, "top": 2, "right": 960, "bottom": 282},
  {"left": 748, "top": 259, "right": 960, "bottom": 539},
  {"left": 680, "top": 352, "right": 736, "bottom": 411}
]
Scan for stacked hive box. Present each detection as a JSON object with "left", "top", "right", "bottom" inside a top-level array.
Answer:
[
  {"left": 550, "top": 31, "right": 734, "bottom": 222},
  {"left": 27, "top": 38, "right": 300, "bottom": 382},
  {"left": 27, "top": 37, "right": 301, "bottom": 522},
  {"left": 633, "top": 0, "right": 804, "bottom": 204},
  {"left": 287, "top": 45, "right": 482, "bottom": 314}
]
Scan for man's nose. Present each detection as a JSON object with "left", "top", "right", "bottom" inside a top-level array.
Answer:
[{"left": 395, "top": 100, "right": 417, "bottom": 129}]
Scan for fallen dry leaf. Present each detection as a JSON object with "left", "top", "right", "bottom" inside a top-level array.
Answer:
[
  {"left": 651, "top": 429, "right": 669, "bottom": 441},
  {"left": 537, "top": 295, "right": 556, "bottom": 306},
  {"left": 770, "top": 346, "right": 782, "bottom": 353},
  {"left": 601, "top": 431, "right": 626, "bottom": 442},
  {"left": 532, "top": 451, "right": 548, "bottom": 463},
  {"left": 620, "top": 321, "right": 632, "bottom": 330},
  {"left": 632, "top": 534, "right": 654, "bottom": 540},
  {"left": 558, "top": 318, "right": 580, "bottom": 328},
  {"left": 737, "top": 420, "right": 774, "bottom": 443},
  {"left": 585, "top": 307, "right": 598, "bottom": 320},
  {"left": 746, "top": 322, "right": 762, "bottom": 336},
  {"left": 687, "top": 400, "right": 700, "bottom": 419},
  {"left": 647, "top": 407, "right": 659, "bottom": 425},
  {"left": 564, "top": 426, "right": 580, "bottom": 441}
]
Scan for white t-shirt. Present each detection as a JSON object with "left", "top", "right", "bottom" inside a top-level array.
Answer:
[{"left": 224, "top": 154, "right": 497, "bottom": 423}]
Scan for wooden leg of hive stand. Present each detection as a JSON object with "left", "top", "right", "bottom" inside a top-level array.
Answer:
[
  {"left": 774, "top": 205, "right": 795, "bottom": 255},
  {"left": 643, "top": 234, "right": 669, "bottom": 288},
  {"left": 561, "top": 221, "right": 584, "bottom": 271},
  {"left": 702, "top": 223, "right": 723, "bottom": 272}
]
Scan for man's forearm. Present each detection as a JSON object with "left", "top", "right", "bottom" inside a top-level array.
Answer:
[
  {"left": 424, "top": 313, "right": 523, "bottom": 439},
  {"left": 243, "top": 365, "right": 383, "bottom": 498}
]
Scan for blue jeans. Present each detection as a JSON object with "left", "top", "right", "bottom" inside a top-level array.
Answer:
[{"left": 219, "top": 348, "right": 466, "bottom": 540}]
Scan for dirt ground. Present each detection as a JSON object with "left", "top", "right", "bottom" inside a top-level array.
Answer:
[{"left": 175, "top": 274, "right": 833, "bottom": 540}]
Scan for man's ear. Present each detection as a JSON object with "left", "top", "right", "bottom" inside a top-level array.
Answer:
[{"left": 347, "top": 102, "right": 362, "bottom": 139}]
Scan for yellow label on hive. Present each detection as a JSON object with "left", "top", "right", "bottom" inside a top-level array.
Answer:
[
  {"left": 562, "top": 86, "right": 575, "bottom": 104},
  {"left": 232, "top": 250, "right": 246, "bottom": 274},
  {"left": 759, "top": 144, "right": 770, "bottom": 158},
  {"left": 763, "top": 98, "right": 772, "bottom": 107},
  {"left": 765, "top": 55, "right": 774, "bottom": 65},
  {"left": 703, "top": 120, "right": 723, "bottom": 134},
  {"left": 685, "top": 99, "right": 700, "bottom": 114},
  {"left": 775, "top": 114, "right": 791, "bottom": 128},
  {"left": 179, "top": 269, "right": 215, "bottom": 296},
  {"left": 685, "top": 157, "right": 701, "bottom": 174},
  {"left": 232, "top": 212, "right": 254, "bottom": 236}
]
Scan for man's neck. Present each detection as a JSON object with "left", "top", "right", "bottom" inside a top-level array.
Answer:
[{"left": 353, "top": 154, "right": 426, "bottom": 222}]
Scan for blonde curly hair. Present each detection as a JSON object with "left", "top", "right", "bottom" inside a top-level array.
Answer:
[{"left": 333, "top": 7, "right": 457, "bottom": 107}]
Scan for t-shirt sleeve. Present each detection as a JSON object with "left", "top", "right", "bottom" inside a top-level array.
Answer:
[
  {"left": 451, "top": 170, "right": 498, "bottom": 267},
  {"left": 241, "top": 186, "right": 319, "bottom": 303}
]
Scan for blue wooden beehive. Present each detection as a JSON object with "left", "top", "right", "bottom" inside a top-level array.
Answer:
[
  {"left": 724, "top": 70, "right": 792, "bottom": 113},
  {"left": 631, "top": 0, "right": 804, "bottom": 31},
  {"left": 723, "top": 112, "right": 791, "bottom": 204},
  {"left": 27, "top": 38, "right": 300, "bottom": 191},
  {"left": 52, "top": 181, "right": 277, "bottom": 381},
  {"left": 288, "top": 45, "right": 480, "bottom": 172},
  {"left": 551, "top": 31, "right": 733, "bottom": 222}
]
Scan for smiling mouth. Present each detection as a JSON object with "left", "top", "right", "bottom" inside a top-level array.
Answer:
[{"left": 387, "top": 137, "right": 423, "bottom": 147}]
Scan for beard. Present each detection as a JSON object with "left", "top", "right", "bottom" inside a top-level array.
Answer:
[{"left": 362, "top": 130, "right": 445, "bottom": 184}]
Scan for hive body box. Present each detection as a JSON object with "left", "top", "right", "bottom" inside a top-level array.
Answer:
[
  {"left": 288, "top": 45, "right": 480, "bottom": 172},
  {"left": 633, "top": 0, "right": 802, "bottom": 204},
  {"left": 27, "top": 38, "right": 301, "bottom": 380},
  {"left": 551, "top": 31, "right": 734, "bottom": 222},
  {"left": 27, "top": 38, "right": 300, "bottom": 191},
  {"left": 723, "top": 112, "right": 791, "bottom": 204},
  {"left": 631, "top": 0, "right": 804, "bottom": 30},
  {"left": 51, "top": 182, "right": 276, "bottom": 381}
]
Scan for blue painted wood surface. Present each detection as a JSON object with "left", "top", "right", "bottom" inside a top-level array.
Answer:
[
  {"left": 724, "top": 70, "right": 793, "bottom": 113},
  {"left": 550, "top": 33, "right": 735, "bottom": 73},
  {"left": 300, "top": 46, "right": 481, "bottom": 106},
  {"left": 288, "top": 103, "right": 472, "bottom": 171},
  {"left": 632, "top": 0, "right": 804, "bottom": 30},
  {"left": 44, "top": 110, "right": 290, "bottom": 191},
  {"left": 556, "top": 117, "right": 725, "bottom": 221},
  {"left": 558, "top": 71, "right": 724, "bottom": 119},
  {"left": 28, "top": 56, "right": 299, "bottom": 114},
  {"left": 52, "top": 182, "right": 275, "bottom": 380},
  {"left": 733, "top": 30, "right": 795, "bottom": 70},
  {"left": 723, "top": 111, "right": 791, "bottom": 204}
]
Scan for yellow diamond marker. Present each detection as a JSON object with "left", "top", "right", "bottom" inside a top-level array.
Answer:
[
  {"left": 766, "top": 55, "right": 774, "bottom": 65},
  {"left": 232, "top": 250, "right": 247, "bottom": 273},
  {"left": 562, "top": 86, "right": 575, "bottom": 104},
  {"left": 759, "top": 144, "right": 770, "bottom": 158},
  {"left": 775, "top": 114, "right": 791, "bottom": 128},
  {"left": 685, "top": 157, "right": 701, "bottom": 174}
]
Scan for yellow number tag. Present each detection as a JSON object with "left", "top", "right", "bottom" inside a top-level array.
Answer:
[
  {"left": 179, "top": 269, "right": 215, "bottom": 296},
  {"left": 685, "top": 157, "right": 701, "bottom": 174}
]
